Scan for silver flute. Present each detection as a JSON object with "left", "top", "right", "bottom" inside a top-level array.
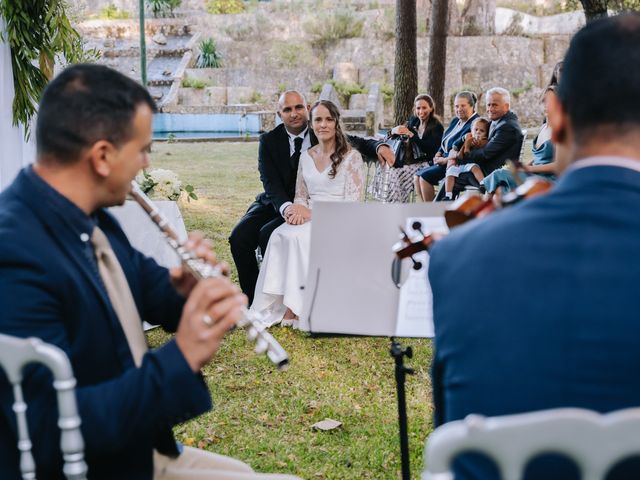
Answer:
[{"left": 129, "top": 181, "right": 289, "bottom": 370}]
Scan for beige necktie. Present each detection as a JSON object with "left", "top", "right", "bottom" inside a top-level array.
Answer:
[{"left": 91, "top": 226, "right": 148, "bottom": 366}]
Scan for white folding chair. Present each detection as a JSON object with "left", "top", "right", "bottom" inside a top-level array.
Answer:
[
  {"left": 0, "top": 333, "right": 87, "bottom": 480},
  {"left": 518, "top": 129, "right": 528, "bottom": 164},
  {"left": 422, "top": 407, "right": 640, "bottom": 480}
]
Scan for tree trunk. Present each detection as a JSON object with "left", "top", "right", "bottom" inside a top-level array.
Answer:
[
  {"left": 428, "top": 0, "right": 449, "bottom": 115},
  {"left": 460, "top": 0, "right": 496, "bottom": 35},
  {"left": 393, "top": 0, "right": 418, "bottom": 126},
  {"left": 580, "top": 0, "right": 609, "bottom": 22}
]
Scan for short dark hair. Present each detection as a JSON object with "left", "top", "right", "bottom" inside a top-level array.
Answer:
[
  {"left": 36, "top": 64, "right": 156, "bottom": 163},
  {"left": 557, "top": 13, "right": 640, "bottom": 138}
]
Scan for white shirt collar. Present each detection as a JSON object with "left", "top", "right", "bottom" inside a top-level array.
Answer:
[
  {"left": 286, "top": 127, "right": 308, "bottom": 141},
  {"left": 568, "top": 156, "right": 640, "bottom": 174}
]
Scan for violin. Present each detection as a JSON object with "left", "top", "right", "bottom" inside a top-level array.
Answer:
[
  {"left": 444, "top": 176, "right": 553, "bottom": 228},
  {"left": 391, "top": 221, "right": 437, "bottom": 286},
  {"left": 391, "top": 177, "right": 553, "bottom": 283}
]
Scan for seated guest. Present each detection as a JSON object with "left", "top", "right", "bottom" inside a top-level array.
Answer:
[
  {"left": 371, "top": 94, "right": 443, "bottom": 202},
  {"left": 482, "top": 86, "right": 557, "bottom": 195},
  {"left": 230, "top": 91, "right": 391, "bottom": 303},
  {"left": 0, "top": 64, "right": 299, "bottom": 479},
  {"left": 437, "top": 87, "right": 523, "bottom": 200},
  {"left": 429, "top": 13, "right": 640, "bottom": 479},
  {"left": 389, "top": 93, "right": 444, "bottom": 166},
  {"left": 251, "top": 100, "right": 364, "bottom": 327},
  {"left": 414, "top": 91, "right": 479, "bottom": 202},
  {"left": 442, "top": 117, "right": 490, "bottom": 200}
]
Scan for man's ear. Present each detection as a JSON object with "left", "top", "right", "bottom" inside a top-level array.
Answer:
[
  {"left": 88, "top": 140, "right": 115, "bottom": 178},
  {"left": 547, "top": 91, "right": 569, "bottom": 145},
  {"left": 276, "top": 111, "right": 283, "bottom": 120}
]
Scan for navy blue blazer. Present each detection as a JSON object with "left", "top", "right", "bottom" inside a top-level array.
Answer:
[
  {"left": 463, "top": 110, "right": 522, "bottom": 175},
  {"left": 437, "top": 113, "right": 479, "bottom": 157},
  {"left": 0, "top": 168, "right": 212, "bottom": 479},
  {"left": 428, "top": 163, "right": 640, "bottom": 479}
]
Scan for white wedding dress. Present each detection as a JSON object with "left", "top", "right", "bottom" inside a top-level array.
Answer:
[{"left": 250, "top": 148, "right": 365, "bottom": 326}]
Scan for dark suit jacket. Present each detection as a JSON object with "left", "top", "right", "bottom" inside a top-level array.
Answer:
[
  {"left": 428, "top": 162, "right": 640, "bottom": 479},
  {"left": 0, "top": 168, "right": 212, "bottom": 480},
  {"left": 463, "top": 110, "right": 522, "bottom": 175},
  {"left": 407, "top": 116, "right": 444, "bottom": 162},
  {"left": 255, "top": 123, "right": 381, "bottom": 214}
]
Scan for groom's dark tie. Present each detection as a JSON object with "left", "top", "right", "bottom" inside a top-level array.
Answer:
[{"left": 291, "top": 136, "right": 304, "bottom": 168}]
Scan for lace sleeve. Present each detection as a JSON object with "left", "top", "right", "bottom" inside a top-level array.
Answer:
[
  {"left": 293, "top": 157, "right": 310, "bottom": 208},
  {"left": 343, "top": 149, "right": 365, "bottom": 201}
]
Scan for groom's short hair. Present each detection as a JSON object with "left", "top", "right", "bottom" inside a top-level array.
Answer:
[{"left": 36, "top": 64, "right": 156, "bottom": 163}]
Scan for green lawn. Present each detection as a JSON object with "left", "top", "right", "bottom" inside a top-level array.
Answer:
[{"left": 146, "top": 141, "right": 434, "bottom": 479}]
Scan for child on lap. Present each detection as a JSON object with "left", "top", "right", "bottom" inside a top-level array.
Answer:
[{"left": 443, "top": 117, "right": 490, "bottom": 200}]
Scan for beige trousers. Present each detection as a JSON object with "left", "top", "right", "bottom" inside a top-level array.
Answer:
[{"left": 153, "top": 447, "right": 301, "bottom": 480}]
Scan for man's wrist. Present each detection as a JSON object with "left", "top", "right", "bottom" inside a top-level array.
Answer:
[{"left": 280, "top": 201, "right": 292, "bottom": 218}]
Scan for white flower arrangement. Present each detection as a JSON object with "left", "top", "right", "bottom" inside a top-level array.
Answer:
[{"left": 135, "top": 168, "right": 197, "bottom": 201}]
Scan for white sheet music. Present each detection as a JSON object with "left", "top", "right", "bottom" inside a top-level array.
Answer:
[{"left": 394, "top": 217, "right": 448, "bottom": 338}]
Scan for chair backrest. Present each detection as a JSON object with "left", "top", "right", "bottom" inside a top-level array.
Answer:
[
  {"left": 518, "top": 129, "right": 528, "bottom": 164},
  {"left": 422, "top": 407, "right": 640, "bottom": 480},
  {"left": 0, "top": 333, "right": 87, "bottom": 480}
]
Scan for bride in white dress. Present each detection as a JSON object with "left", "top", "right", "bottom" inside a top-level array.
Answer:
[{"left": 251, "top": 100, "right": 364, "bottom": 327}]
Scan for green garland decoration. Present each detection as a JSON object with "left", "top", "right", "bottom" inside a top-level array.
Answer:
[{"left": 0, "top": 0, "right": 85, "bottom": 138}]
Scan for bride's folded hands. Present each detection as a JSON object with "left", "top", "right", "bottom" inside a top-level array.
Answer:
[{"left": 284, "top": 204, "right": 311, "bottom": 225}]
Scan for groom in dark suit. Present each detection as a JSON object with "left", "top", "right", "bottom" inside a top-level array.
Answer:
[
  {"left": 230, "top": 90, "right": 392, "bottom": 302},
  {"left": 429, "top": 13, "right": 640, "bottom": 479}
]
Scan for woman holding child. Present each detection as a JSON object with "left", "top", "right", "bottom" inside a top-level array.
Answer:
[
  {"left": 414, "top": 91, "right": 479, "bottom": 201},
  {"left": 251, "top": 100, "right": 364, "bottom": 327}
]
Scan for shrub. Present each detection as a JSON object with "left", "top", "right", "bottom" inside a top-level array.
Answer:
[
  {"left": 99, "top": 4, "right": 130, "bottom": 19},
  {"left": 240, "top": 91, "right": 266, "bottom": 104},
  {"left": 304, "top": 9, "right": 364, "bottom": 50},
  {"left": 207, "top": 0, "right": 246, "bottom": 14},
  {"left": 182, "top": 78, "right": 210, "bottom": 89},
  {"left": 147, "top": 0, "right": 181, "bottom": 18},
  {"left": 196, "top": 38, "right": 222, "bottom": 68},
  {"left": 380, "top": 82, "right": 394, "bottom": 105}
]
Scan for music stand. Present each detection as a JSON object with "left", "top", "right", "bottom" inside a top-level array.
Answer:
[{"left": 298, "top": 202, "right": 448, "bottom": 480}]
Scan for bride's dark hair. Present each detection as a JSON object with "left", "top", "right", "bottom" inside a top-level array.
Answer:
[{"left": 309, "top": 100, "right": 351, "bottom": 179}]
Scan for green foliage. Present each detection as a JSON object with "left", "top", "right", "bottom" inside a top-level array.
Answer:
[
  {"left": 182, "top": 77, "right": 211, "bottom": 89},
  {"left": 310, "top": 82, "right": 324, "bottom": 94},
  {"left": 0, "top": 0, "right": 87, "bottom": 138},
  {"left": 511, "top": 80, "right": 535, "bottom": 98},
  {"left": 502, "top": 12, "right": 525, "bottom": 36},
  {"left": 223, "top": 12, "right": 272, "bottom": 41},
  {"left": 147, "top": 0, "right": 181, "bottom": 18},
  {"left": 610, "top": 0, "right": 640, "bottom": 11},
  {"left": 372, "top": 7, "right": 395, "bottom": 41},
  {"left": 99, "top": 3, "right": 130, "bottom": 19},
  {"left": 269, "top": 42, "right": 314, "bottom": 68},
  {"left": 196, "top": 38, "right": 223, "bottom": 68},
  {"left": 304, "top": 9, "right": 365, "bottom": 50},
  {"left": 240, "top": 91, "right": 266, "bottom": 104},
  {"left": 207, "top": 0, "right": 246, "bottom": 14},
  {"left": 329, "top": 79, "right": 367, "bottom": 106},
  {"left": 380, "top": 82, "right": 394, "bottom": 105}
]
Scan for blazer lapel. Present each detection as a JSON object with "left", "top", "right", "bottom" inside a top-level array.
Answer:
[{"left": 13, "top": 174, "right": 131, "bottom": 366}]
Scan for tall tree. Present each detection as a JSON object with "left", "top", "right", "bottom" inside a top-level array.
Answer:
[
  {"left": 393, "top": 0, "right": 418, "bottom": 126},
  {"left": 428, "top": 0, "right": 449, "bottom": 115},
  {"left": 580, "top": 0, "right": 609, "bottom": 21},
  {"left": 459, "top": 0, "right": 495, "bottom": 35}
]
